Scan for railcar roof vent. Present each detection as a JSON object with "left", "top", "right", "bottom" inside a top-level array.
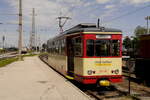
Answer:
[{"left": 74, "top": 23, "right": 96, "bottom": 28}]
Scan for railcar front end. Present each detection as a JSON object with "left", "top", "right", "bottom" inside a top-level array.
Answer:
[{"left": 72, "top": 32, "right": 122, "bottom": 86}]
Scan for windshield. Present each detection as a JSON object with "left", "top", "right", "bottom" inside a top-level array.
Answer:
[{"left": 86, "top": 39, "right": 120, "bottom": 57}]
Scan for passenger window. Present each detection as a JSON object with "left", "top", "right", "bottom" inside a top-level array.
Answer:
[
  {"left": 61, "top": 39, "right": 65, "bottom": 55},
  {"left": 73, "top": 37, "right": 82, "bottom": 56},
  {"left": 86, "top": 40, "right": 94, "bottom": 57}
]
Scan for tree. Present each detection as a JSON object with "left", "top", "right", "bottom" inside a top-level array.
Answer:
[
  {"left": 123, "top": 36, "right": 132, "bottom": 49},
  {"left": 132, "top": 26, "right": 147, "bottom": 56},
  {"left": 131, "top": 37, "right": 139, "bottom": 57},
  {"left": 42, "top": 43, "right": 47, "bottom": 52},
  {"left": 134, "top": 26, "right": 147, "bottom": 37}
]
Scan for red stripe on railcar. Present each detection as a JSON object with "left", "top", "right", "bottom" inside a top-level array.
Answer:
[{"left": 74, "top": 74, "right": 122, "bottom": 84}]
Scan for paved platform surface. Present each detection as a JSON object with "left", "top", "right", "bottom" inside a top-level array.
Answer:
[{"left": 0, "top": 56, "right": 92, "bottom": 100}]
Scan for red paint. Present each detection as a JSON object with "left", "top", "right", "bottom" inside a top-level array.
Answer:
[
  {"left": 80, "top": 56, "right": 122, "bottom": 58},
  {"left": 82, "top": 34, "right": 122, "bottom": 58},
  {"left": 139, "top": 35, "right": 150, "bottom": 58},
  {"left": 83, "top": 34, "right": 96, "bottom": 39},
  {"left": 83, "top": 36, "right": 87, "bottom": 57},
  {"left": 74, "top": 74, "right": 122, "bottom": 84},
  {"left": 111, "top": 34, "right": 122, "bottom": 39}
]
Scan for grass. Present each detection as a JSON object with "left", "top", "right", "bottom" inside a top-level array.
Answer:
[
  {"left": 0, "top": 57, "right": 18, "bottom": 67},
  {"left": 22, "top": 53, "right": 38, "bottom": 58},
  {"left": 39, "top": 52, "right": 48, "bottom": 56},
  {"left": 0, "top": 53, "right": 38, "bottom": 68}
]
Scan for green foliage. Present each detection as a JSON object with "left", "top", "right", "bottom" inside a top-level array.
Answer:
[
  {"left": 0, "top": 57, "right": 18, "bottom": 67},
  {"left": 42, "top": 43, "right": 47, "bottom": 51},
  {"left": 22, "top": 53, "right": 37, "bottom": 58},
  {"left": 39, "top": 52, "right": 48, "bottom": 56},
  {"left": 123, "top": 25, "right": 148, "bottom": 57},
  {"left": 123, "top": 36, "right": 132, "bottom": 49},
  {"left": 134, "top": 26, "right": 147, "bottom": 37},
  {"left": 0, "top": 49, "right": 5, "bottom": 54},
  {"left": 0, "top": 53, "right": 38, "bottom": 67},
  {"left": 131, "top": 37, "right": 139, "bottom": 49}
]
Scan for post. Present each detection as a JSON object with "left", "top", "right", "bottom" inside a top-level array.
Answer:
[
  {"left": 123, "top": 55, "right": 131, "bottom": 95},
  {"left": 2, "top": 36, "right": 5, "bottom": 49},
  {"left": 18, "top": 0, "right": 23, "bottom": 60},
  {"left": 145, "top": 16, "right": 150, "bottom": 34},
  {"left": 97, "top": 18, "right": 100, "bottom": 28},
  {"left": 128, "top": 58, "right": 131, "bottom": 95},
  {"left": 147, "top": 17, "right": 149, "bottom": 34},
  {"left": 30, "top": 8, "right": 36, "bottom": 51}
]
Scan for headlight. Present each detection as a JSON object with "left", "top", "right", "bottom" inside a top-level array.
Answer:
[
  {"left": 87, "top": 70, "right": 93, "bottom": 75},
  {"left": 111, "top": 69, "right": 119, "bottom": 74}
]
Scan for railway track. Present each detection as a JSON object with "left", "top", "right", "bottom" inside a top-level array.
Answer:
[
  {"left": 40, "top": 55, "right": 150, "bottom": 100},
  {"left": 85, "top": 89, "right": 130, "bottom": 100},
  {"left": 0, "top": 52, "right": 18, "bottom": 60}
]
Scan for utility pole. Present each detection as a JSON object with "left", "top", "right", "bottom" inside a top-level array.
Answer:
[
  {"left": 145, "top": 16, "right": 150, "bottom": 34},
  {"left": 18, "top": 0, "right": 23, "bottom": 60},
  {"left": 30, "top": 8, "right": 36, "bottom": 51},
  {"left": 57, "top": 16, "right": 71, "bottom": 33},
  {"left": 36, "top": 34, "right": 41, "bottom": 52},
  {"left": 2, "top": 36, "right": 5, "bottom": 49},
  {"left": 38, "top": 35, "right": 41, "bottom": 52},
  {"left": 97, "top": 18, "right": 100, "bottom": 28}
]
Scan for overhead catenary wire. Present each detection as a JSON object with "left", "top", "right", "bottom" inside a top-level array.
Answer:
[
  {"left": 61, "top": 3, "right": 150, "bottom": 26},
  {"left": 102, "top": 4, "right": 150, "bottom": 24},
  {"left": 0, "top": 13, "right": 18, "bottom": 15}
]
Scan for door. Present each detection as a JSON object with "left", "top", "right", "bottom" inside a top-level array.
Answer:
[{"left": 67, "top": 38, "right": 74, "bottom": 76}]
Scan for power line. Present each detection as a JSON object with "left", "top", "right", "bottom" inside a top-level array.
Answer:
[
  {"left": 102, "top": 4, "right": 150, "bottom": 24},
  {"left": 63, "top": 6, "right": 76, "bottom": 17},
  {"left": 0, "top": 13, "right": 18, "bottom": 15}
]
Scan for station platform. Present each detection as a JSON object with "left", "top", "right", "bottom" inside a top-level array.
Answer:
[{"left": 0, "top": 56, "right": 92, "bottom": 100}]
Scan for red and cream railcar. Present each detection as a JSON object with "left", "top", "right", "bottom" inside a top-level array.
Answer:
[{"left": 47, "top": 23, "right": 122, "bottom": 86}]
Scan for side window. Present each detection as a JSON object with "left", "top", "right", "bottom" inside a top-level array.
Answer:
[
  {"left": 73, "top": 37, "right": 82, "bottom": 56},
  {"left": 111, "top": 40, "right": 120, "bottom": 56},
  {"left": 52, "top": 41, "right": 55, "bottom": 54},
  {"left": 86, "top": 40, "right": 94, "bottom": 57},
  {"left": 54, "top": 41, "right": 57, "bottom": 54},
  {"left": 58, "top": 40, "right": 61, "bottom": 54},
  {"left": 61, "top": 39, "right": 65, "bottom": 55}
]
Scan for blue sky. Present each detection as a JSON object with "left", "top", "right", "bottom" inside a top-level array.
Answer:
[{"left": 0, "top": 0, "right": 150, "bottom": 47}]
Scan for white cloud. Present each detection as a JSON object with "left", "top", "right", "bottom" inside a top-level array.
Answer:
[
  {"left": 96, "top": 0, "right": 111, "bottom": 4},
  {"left": 105, "top": 4, "right": 115, "bottom": 9},
  {"left": 6, "top": 0, "right": 84, "bottom": 28},
  {"left": 121, "top": 0, "right": 150, "bottom": 5},
  {"left": 4, "top": 0, "right": 150, "bottom": 47},
  {"left": 100, "top": 8, "right": 117, "bottom": 19},
  {"left": 5, "top": 0, "right": 85, "bottom": 46}
]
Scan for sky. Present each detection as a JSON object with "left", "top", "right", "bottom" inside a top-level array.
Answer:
[{"left": 0, "top": 0, "right": 150, "bottom": 47}]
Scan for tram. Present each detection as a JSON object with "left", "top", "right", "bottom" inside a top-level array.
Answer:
[{"left": 47, "top": 23, "right": 122, "bottom": 86}]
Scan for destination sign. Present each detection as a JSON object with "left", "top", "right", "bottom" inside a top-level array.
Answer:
[{"left": 96, "top": 35, "right": 111, "bottom": 39}]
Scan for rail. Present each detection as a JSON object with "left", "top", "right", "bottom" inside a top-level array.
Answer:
[{"left": 0, "top": 52, "right": 18, "bottom": 60}]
